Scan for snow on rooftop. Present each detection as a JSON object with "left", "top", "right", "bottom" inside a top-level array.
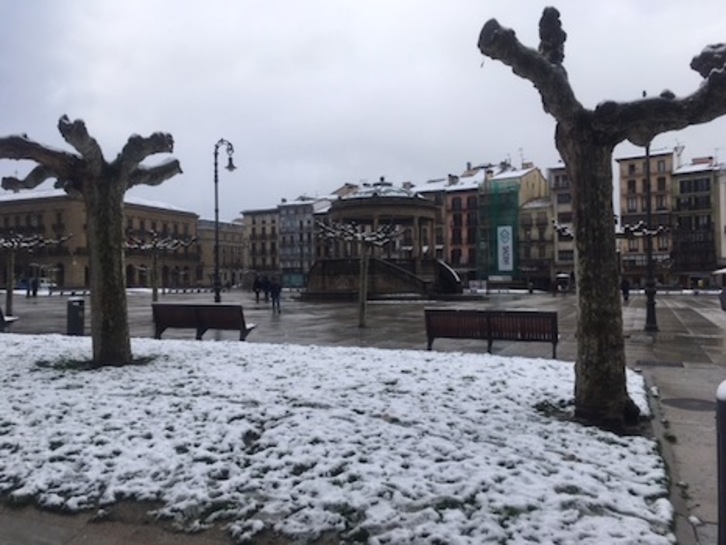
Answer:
[
  {"left": 0, "top": 333, "right": 674, "bottom": 544},
  {"left": 489, "top": 167, "right": 535, "bottom": 181},
  {"left": 673, "top": 162, "right": 724, "bottom": 175},
  {"left": 0, "top": 187, "right": 194, "bottom": 214}
]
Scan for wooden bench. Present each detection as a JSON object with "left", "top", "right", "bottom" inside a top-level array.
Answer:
[
  {"left": 424, "top": 308, "right": 559, "bottom": 358},
  {"left": 0, "top": 307, "right": 19, "bottom": 332},
  {"left": 152, "top": 303, "right": 256, "bottom": 341}
]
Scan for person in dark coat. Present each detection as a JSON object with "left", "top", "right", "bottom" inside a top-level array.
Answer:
[
  {"left": 620, "top": 278, "right": 631, "bottom": 302},
  {"left": 253, "top": 275, "right": 262, "bottom": 303},
  {"left": 261, "top": 275, "right": 271, "bottom": 302},
  {"left": 269, "top": 277, "right": 282, "bottom": 314}
]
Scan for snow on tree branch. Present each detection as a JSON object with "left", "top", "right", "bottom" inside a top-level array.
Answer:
[
  {"left": 620, "top": 220, "right": 668, "bottom": 238},
  {"left": 0, "top": 135, "right": 77, "bottom": 191},
  {"left": 57, "top": 115, "right": 104, "bottom": 172},
  {"left": 0, "top": 232, "right": 71, "bottom": 251},
  {"left": 317, "top": 221, "right": 399, "bottom": 247},
  {"left": 479, "top": 8, "right": 726, "bottom": 148},
  {"left": 116, "top": 132, "right": 177, "bottom": 178},
  {"left": 127, "top": 158, "right": 183, "bottom": 188},
  {"left": 477, "top": 8, "right": 582, "bottom": 121},
  {"left": 125, "top": 230, "right": 196, "bottom": 252}
]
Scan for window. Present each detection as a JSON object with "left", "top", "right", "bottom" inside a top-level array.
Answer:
[
  {"left": 557, "top": 193, "right": 571, "bottom": 204},
  {"left": 655, "top": 195, "right": 667, "bottom": 210},
  {"left": 451, "top": 197, "right": 462, "bottom": 211},
  {"left": 451, "top": 248, "right": 461, "bottom": 265},
  {"left": 451, "top": 229, "right": 462, "bottom": 245},
  {"left": 657, "top": 160, "right": 666, "bottom": 173},
  {"left": 628, "top": 164, "right": 636, "bottom": 175},
  {"left": 657, "top": 234, "right": 669, "bottom": 251},
  {"left": 628, "top": 238, "right": 639, "bottom": 252},
  {"left": 642, "top": 179, "right": 649, "bottom": 193},
  {"left": 557, "top": 212, "right": 573, "bottom": 223},
  {"left": 657, "top": 177, "right": 666, "bottom": 192},
  {"left": 696, "top": 215, "right": 711, "bottom": 230},
  {"left": 558, "top": 250, "right": 574, "bottom": 262},
  {"left": 627, "top": 180, "right": 636, "bottom": 193}
]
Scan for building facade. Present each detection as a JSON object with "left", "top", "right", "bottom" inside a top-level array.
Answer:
[
  {"left": 617, "top": 149, "right": 675, "bottom": 288},
  {"left": 548, "top": 164, "right": 575, "bottom": 283},
  {"left": 671, "top": 156, "right": 726, "bottom": 287},
  {"left": 196, "top": 218, "right": 246, "bottom": 289},
  {"left": 239, "top": 207, "right": 279, "bottom": 282},
  {"left": 0, "top": 189, "right": 200, "bottom": 289}
]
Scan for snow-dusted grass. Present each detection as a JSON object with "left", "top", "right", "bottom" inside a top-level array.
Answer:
[{"left": 0, "top": 334, "right": 673, "bottom": 544}]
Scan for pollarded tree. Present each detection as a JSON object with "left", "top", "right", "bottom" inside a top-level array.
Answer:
[
  {"left": 125, "top": 230, "right": 196, "bottom": 302},
  {"left": 0, "top": 116, "right": 182, "bottom": 366},
  {"left": 478, "top": 8, "right": 726, "bottom": 430},
  {"left": 317, "top": 221, "right": 399, "bottom": 328},
  {"left": 0, "top": 232, "right": 70, "bottom": 315}
]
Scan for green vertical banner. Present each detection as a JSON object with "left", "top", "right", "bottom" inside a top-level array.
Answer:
[{"left": 497, "top": 226, "right": 513, "bottom": 272}]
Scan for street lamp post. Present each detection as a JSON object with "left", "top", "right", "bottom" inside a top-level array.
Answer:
[
  {"left": 643, "top": 139, "right": 659, "bottom": 332},
  {"left": 213, "top": 138, "right": 237, "bottom": 303}
]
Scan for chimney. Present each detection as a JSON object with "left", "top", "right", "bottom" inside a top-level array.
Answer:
[
  {"left": 466, "top": 161, "right": 472, "bottom": 171},
  {"left": 448, "top": 174, "right": 458, "bottom": 186}
]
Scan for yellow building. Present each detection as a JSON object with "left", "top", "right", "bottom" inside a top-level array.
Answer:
[
  {"left": 0, "top": 189, "right": 199, "bottom": 289},
  {"left": 195, "top": 218, "right": 246, "bottom": 289}
]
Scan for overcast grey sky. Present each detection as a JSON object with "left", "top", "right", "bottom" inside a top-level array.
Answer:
[{"left": 1, "top": 1, "right": 726, "bottom": 220}]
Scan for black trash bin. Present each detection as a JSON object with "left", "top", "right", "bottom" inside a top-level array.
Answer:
[{"left": 67, "top": 297, "right": 85, "bottom": 336}]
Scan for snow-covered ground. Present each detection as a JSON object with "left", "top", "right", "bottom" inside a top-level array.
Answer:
[{"left": 0, "top": 334, "right": 673, "bottom": 544}]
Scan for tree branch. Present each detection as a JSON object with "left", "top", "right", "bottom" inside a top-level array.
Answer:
[
  {"left": 117, "top": 132, "right": 175, "bottom": 171},
  {"left": 593, "top": 65, "right": 726, "bottom": 146},
  {"left": 128, "top": 158, "right": 183, "bottom": 188},
  {"left": 0, "top": 135, "right": 77, "bottom": 190},
  {"left": 477, "top": 9, "right": 582, "bottom": 122},
  {"left": 57, "top": 115, "right": 105, "bottom": 172},
  {"left": 2, "top": 165, "right": 59, "bottom": 191}
]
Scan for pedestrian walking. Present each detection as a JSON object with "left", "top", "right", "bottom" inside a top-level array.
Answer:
[
  {"left": 269, "top": 277, "right": 282, "bottom": 314},
  {"left": 262, "top": 275, "right": 271, "bottom": 302},
  {"left": 253, "top": 274, "right": 262, "bottom": 303},
  {"left": 620, "top": 277, "right": 630, "bottom": 303}
]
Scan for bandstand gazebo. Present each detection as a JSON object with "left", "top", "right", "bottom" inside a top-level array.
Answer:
[{"left": 305, "top": 179, "right": 461, "bottom": 299}]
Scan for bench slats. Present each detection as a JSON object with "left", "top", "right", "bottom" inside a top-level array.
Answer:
[
  {"left": 152, "top": 303, "right": 256, "bottom": 341},
  {"left": 425, "top": 308, "right": 558, "bottom": 358}
]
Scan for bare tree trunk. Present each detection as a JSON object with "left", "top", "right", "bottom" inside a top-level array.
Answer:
[
  {"left": 152, "top": 250, "right": 159, "bottom": 302},
  {"left": 84, "top": 181, "right": 132, "bottom": 366},
  {"left": 358, "top": 245, "right": 370, "bottom": 328},
  {"left": 5, "top": 251, "right": 14, "bottom": 315},
  {"left": 556, "top": 126, "right": 638, "bottom": 428}
]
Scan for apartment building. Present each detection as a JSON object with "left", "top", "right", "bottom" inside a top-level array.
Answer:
[
  {"left": 414, "top": 163, "right": 484, "bottom": 280},
  {"left": 239, "top": 207, "right": 279, "bottom": 280},
  {"left": 278, "top": 197, "right": 331, "bottom": 288},
  {"left": 195, "top": 218, "right": 246, "bottom": 289},
  {"left": 0, "top": 189, "right": 199, "bottom": 289},
  {"left": 671, "top": 156, "right": 726, "bottom": 287},
  {"left": 478, "top": 164, "right": 550, "bottom": 283},
  {"left": 548, "top": 164, "right": 575, "bottom": 282},
  {"left": 616, "top": 148, "right": 675, "bottom": 287}
]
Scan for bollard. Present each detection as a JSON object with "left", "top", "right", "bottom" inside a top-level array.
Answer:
[{"left": 717, "top": 380, "right": 726, "bottom": 545}]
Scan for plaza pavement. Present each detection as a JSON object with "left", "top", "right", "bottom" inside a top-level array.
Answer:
[{"left": 1, "top": 288, "right": 725, "bottom": 544}]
